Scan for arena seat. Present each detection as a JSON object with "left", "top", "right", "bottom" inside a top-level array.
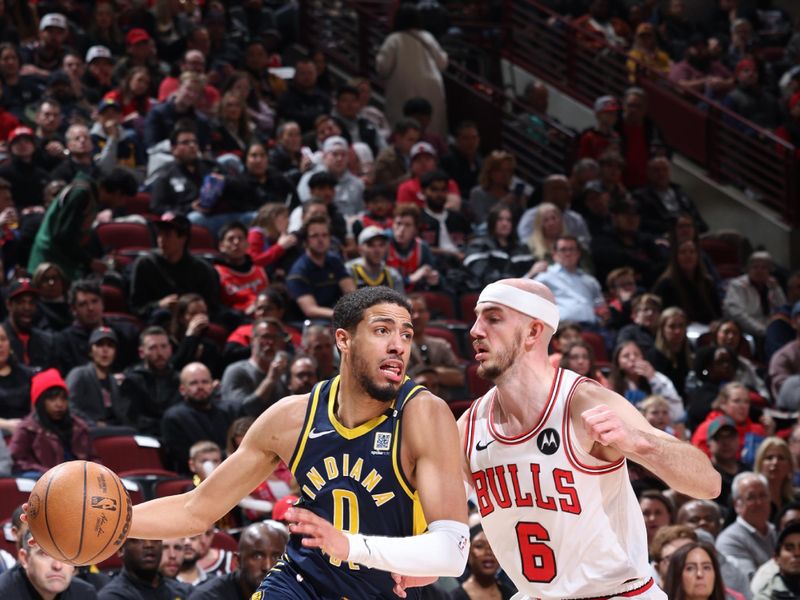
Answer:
[
  {"left": 466, "top": 363, "right": 493, "bottom": 398},
  {"left": 448, "top": 399, "right": 474, "bottom": 419},
  {"left": 418, "top": 291, "right": 457, "bottom": 321},
  {"left": 205, "top": 322, "right": 229, "bottom": 349},
  {"left": 92, "top": 435, "right": 166, "bottom": 475},
  {"left": 189, "top": 225, "right": 217, "bottom": 252},
  {"left": 212, "top": 529, "right": 238, "bottom": 552},
  {"left": 425, "top": 326, "right": 462, "bottom": 358},
  {"left": 0, "top": 477, "right": 34, "bottom": 523},
  {"left": 580, "top": 330, "right": 610, "bottom": 366},
  {"left": 153, "top": 478, "right": 193, "bottom": 498},
  {"left": 95, "top": 222, "right": 153, "bottom": 253},
  {"left": 459, "top": 292, "right": 479, "bottom": 323},
  {"left": 103, "top": 312, "right": 144, "bottom": 332},
  {"left": 126, "top": 192, "right": 154, "bottom": 217},
  {"left": 699, "top": 237, "right": 743, "bottom": 279},
  {"left": 101, "top": 284, "right": 129, "bottom": 313}
]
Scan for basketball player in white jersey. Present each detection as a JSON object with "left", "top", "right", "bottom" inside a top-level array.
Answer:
[{"left": 458, "top": 279, "right": 720, "bottom": 600}]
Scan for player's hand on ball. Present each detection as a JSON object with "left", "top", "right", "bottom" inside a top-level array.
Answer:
[
  {"left": 391, "top": 574, "right": 438, "bottom": 598},
  {"left": 286, "top": 507, "right": 349, "bottom": 562},
  {"left": 581, "top": 404, "right": 639, "bottom": 453}
]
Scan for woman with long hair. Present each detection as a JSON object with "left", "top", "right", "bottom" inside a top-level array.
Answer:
[
  {"left": 710, "top": 319, "right": 769, "bottom": 400},
  {"left": 652, "top": 238, "right": 721, "bottom": 324},
  {"left": 0, "top": 43, "right": 41, "bottom": 119},
  {"left": 463, "top": 204, "right": 534, "bottom": 286},
  {"left": 247, "top": 203, "right": 300, "bottom": 279},
  {"left": 647, "top": 307, "right": 693, "bottom": 397},
  {"left": 222, "top": 70, "right": 275, "bottom": 136},
  {"left": 525, "top": 202, "right": 566, "bottom": 276},
  {"left": 754, "top": 437, "right": 797, "bottom": 521},
  {"left": 608, "top": 340, "right": 684, "bottom": 422},
  {"left": 0, "top": 325, "right": 33, "bottom": 429},
  {"left": 86, "top": 0, "right": 125, "bottom": 56},
  {"left": 467, "top": 150, "right": 521, "bottom": 226},
  {"left": 31, "top": 262, "right": 71, "bottom": 331},
  {"left": 210, "top": 91, "right": 253, "bottom": 157},
  {"left": 169, "top": 293, "right": 222, "bottom": 378},
  {"left": 560, "top": 339, "right": 611, "bottom": 388},
  {"left": 449, "top": 524, "right": 517, "bottom": 599},
  {"left": 662, "top": 542, "right": 726, "bottom": 600},
  {"left": 104, "top": 66, "right": 153, "bottom": 119}
]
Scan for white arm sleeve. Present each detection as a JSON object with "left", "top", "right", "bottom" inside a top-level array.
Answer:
[{"left": 345, "top": 519, "right": 469, "bottom": 577}]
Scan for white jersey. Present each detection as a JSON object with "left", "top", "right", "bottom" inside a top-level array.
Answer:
[{"left": 465, "top": 368, "right": 660, "bottom": 600}]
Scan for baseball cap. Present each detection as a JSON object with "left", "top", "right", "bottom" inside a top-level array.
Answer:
[
  {"left": 707, "top": 415, "right": 737, "bottom": 442},
  {"left": 736, "top": 59, "right": 756, "bottom": 76},
  {"left": 594, "top": 95, "right": 620, "bottom": 113},
  {"left": 154, "top": 213, "right": 191, "bottom": 235},
  {"left": 40, "top": 13, "right": 67, "bottom": 31},
  {"left": 97, "top": 98, "right": 121, "bottom": 113},
  {"left": 7, "top": 278, "right": 38, "bottom": 300},
  {"left": 89, "top": 326, "right": 118, "bottom": 346},
  {"left": 777, "top": 521, "right": 800, "bottom": 551},
  {"left": 126, "top": 28, "right": 151, "bottom": 46},
  {"left": 358, "top": 225, "right": 388, "bottom": 245},
  {"left": 86, "top": 45, "right": 112, "bottom": 64},
  {"left": 272, "top": 495, "right": 299, "bottom": 522},
  {"left": 322, "top": 136, "right": 348, "bottom": 154},
  {"left": 7, "top": 126, "right": 34, "bottom": 145},
  {"left": 791, "top": 301, "right": 800, "bottom": 319},
  {"left": 409, "top": 141, "right": 436, "bottom": 160}
]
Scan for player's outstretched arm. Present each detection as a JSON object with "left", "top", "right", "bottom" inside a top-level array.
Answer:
[
  {"left": 573, "top": 383, "right": 721, "bottom": 499},
  {"left": 129, "top": 395, "right": 307, "bottom": 539}
]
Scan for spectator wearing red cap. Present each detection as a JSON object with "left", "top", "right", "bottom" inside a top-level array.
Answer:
[
  {"left": 8, "top": 368, "right": 93, "bottom": 476},
  {"left": 2, "top": 278, "right": 54, "bottom": 371},
  {"left": 0, "top": 126, "right": 49, "bottom": 211},
  {"left": 577, "top": 95, "right": 622, "bottom": 161},
  {"left": 111, "top": 27, "right": 168, "bottom": 98},
  {"left": 775, "top": 93, "right": 800, "bottom": 158},
  {"left": 723, "top": 58, "right": 781, "bottom": 130}
]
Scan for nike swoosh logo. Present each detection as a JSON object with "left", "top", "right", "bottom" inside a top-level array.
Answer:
[
  {"left": 308, "top": 428, "right": 335, "bottom": 439},
  {"left": 475, "top": 440, "right": 495, "bottom": 452}
]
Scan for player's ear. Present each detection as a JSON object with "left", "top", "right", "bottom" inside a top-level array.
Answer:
[{"left": 334, "top": 328, "right": 349, "bottom": 353}]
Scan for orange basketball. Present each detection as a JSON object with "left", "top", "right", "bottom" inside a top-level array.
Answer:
[{"left": 27, "top": 460, "right": 132, "bottom": 566}]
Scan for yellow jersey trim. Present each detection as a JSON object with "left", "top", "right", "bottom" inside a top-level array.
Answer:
[
  {"left": 327, "top": 375, "right": 394, "bottom": 440},
  {"left": 289, "top": 383, "right": 324, "bottom": 473}
]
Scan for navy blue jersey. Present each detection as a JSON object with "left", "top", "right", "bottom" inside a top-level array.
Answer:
[{"left": 282, "top": 376, "right": 427, "bottom": 599}]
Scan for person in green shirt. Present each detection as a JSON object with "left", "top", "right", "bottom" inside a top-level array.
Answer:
[{"left": 28, "top": 168, "right": 137, "bottom": 281}]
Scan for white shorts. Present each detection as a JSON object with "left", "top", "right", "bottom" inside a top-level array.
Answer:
[{"left": 510, "top": 579, "right": 668, "bottom": 600}]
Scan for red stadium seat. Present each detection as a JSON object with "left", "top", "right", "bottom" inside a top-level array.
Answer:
[
  {"left": 448, "top": 399, "right": 474, "bottom": 419},
  {"left": 205, "top": 323, "right": 229, "bottom": 349},
  {"left": 95, "top": 222, "right": 153, "bottom": 253},
  {"left": 581, "top": 331, "right": 610, "bottom": 365},
  {"left": 425, "top": 326, "right": 461, "bottom": 358},
  {"left": 699, "top": 237, "right": 742, "bottom": 279},
  {"left": 103, "top": 312, "right": 144, "bottom": 332},
  {"left": 459, "top": 292, "right": 480, "bottom": 324},
  {"left": 126, "top": 192, "right": 154, "bottom": 217},
  {"left": 189, "top": 225, "right": 216, "bottom": 251},
  {"left": 0, "top": 477, "right": 34, "bottom": 523},
  {"left": 153, "top": 478, "right": 193, "bottom": 498},
  {"left": 466, "top": 363, "right": 493, "bottom": 398},
  {"left": 212, "top": 530, "right": 238, "bottom": 552},
  {"left": 101, "top": 284, "right": 129, "bottom": 313},
  {"left": 92, "top": 435, "right": 165, "bottom": 474},
  {"left": 418, "top": 291, "right": 457, "bottom": 320}
]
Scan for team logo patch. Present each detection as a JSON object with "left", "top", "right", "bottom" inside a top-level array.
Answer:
[
  {"left": 374, "top": 432, "right": 392, "bottom": 452},
  {"left": 251, "top": 593, "right": 263, "bottom": 600},
  {"left": 536, "top": 428, "right": 560, "bottom": 455}
]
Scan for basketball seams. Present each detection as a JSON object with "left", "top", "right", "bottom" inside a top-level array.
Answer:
[
  {"left": 42, "top": 463, "right": 69, "bottom": 562},
  {"left": 71, "top": 460, "right": 88, "bottom": 562},
  {"left": 83, "top": 464, "right": 126, "bottom": 565}
]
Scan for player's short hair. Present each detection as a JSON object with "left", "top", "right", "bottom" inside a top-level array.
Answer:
[{"left": 333, "top": 287, "right": 411, "bottom": 334}]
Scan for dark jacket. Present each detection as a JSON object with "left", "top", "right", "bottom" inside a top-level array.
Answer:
[
  {"left": 119, "top": 363, "right": 181, "bottom": 438},
  {"left": 98, "top": 568, "right": 191, "bottom": 600},
  {"left": 149, "top": 160, "right": 212, "bottom": 215},
  {"left": 0, "top": 156, "right": 49, "bottom": 209},
  {"left": 187, "top": 571, "right": 242, "bottom": 600},
  {"left": 143, "top": 98, "right": 211, "bottom": 150},
  {"left": 590, "top": 229, "right": 664, "bottom": 289},
  {"left": 66, "top": 363, "right": 127, "bottom": 427},
  {"left": 440, "top": 147, "right": 483, "bottom": 200},
  {"left": 463, "top": 236, "right": 534, "bottom": 287},
  {"left": 0, "top": 564, "right": 98, "bottom": 600},
  {"left": 129, "top": 251, "right": 221, "bottom": 321},
  {"left": 161, "top": 400, "right": 235, "bottom": 474},
  {"left": 55, "top": 318, "right": 140, "bottom": 375},
  {"left": 0, "top": 362, "right": 33, "bottom": 420},
  {"left": 9, "top": 412, "right": 93, "bottom": 474},
  {"left": 275, "top": 83, "right": 331, "bottom": 132},
  {"left": 217, "top": 170, "right": 294, "bottom": 213},
  {"left": 332, "top": 114, "right": 383, "bottom": 157},
  {"left": 2, "top": 319, "right": 53, "bottom": 370},
  {"left": 268, "top": 144, "right": 302, "bottom": 185},
  {"left": 633, "top": 183, "right": 708, "bottom": 237}
]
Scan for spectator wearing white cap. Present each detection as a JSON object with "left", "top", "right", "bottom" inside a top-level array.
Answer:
[
  {"left": 82, "top": 46, "right": 114, "bottom": 103},
  {"left": 19, "top": 13, "right": 71, "bottom": 78},
  {"left": 296, "top": 136, "right": 365, "bottom": 218},
  {"left": 395, "top": 141, "right": 461, "bottom": 210},
  {"left": 576, "top": 94, "right": 622, "bottom": 160},
  {"left": 345, "top": 226, "right": 405, "bottom": 293}
]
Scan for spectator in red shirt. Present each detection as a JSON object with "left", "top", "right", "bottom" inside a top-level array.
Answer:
[
  {"left": 157, "top": 49, "right": 220, "bottom": 117},
  {"left": 577, "top": 95, "right": 622, "bottom": 160},
  {"left": 395, "top": 141, "right": 460, "bottom": 209},
  {"left": 214, "top": 222, "right": 269, "bottom": 315},
  {"left": 616, "top": 87, "right": 667, "bottom": 189}
]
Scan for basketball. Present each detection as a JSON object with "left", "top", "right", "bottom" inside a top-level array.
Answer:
[{"left": 27, "top": 460, "right": 132, "bottom": 566}]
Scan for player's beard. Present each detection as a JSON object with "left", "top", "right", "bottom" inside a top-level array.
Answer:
[
  {"left": 478, "top": 328, "right": 524, "bottom": 381},
  {"left": 351, "top": 351, "right": 400, "bottom": 403}
]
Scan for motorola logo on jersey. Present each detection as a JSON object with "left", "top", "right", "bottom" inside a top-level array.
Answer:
[{"left": 537, "top": 429, "right": 560, "bottom": 455}]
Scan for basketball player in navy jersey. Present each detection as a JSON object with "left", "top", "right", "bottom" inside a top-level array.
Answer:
[
  {"left": 451, "top": 278, "right": 719, "bottom": 600},
  {"left": 123, "top": 287, "right": 469, "bottom": 599}
]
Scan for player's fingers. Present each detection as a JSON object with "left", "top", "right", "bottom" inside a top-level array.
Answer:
[
  {"left": 393, "top": 583, "right": 408, "bottom": 598},
  {"left": 285, "top": 507, "right": 320, "bottom": 525},
  {"left": 20, "top": 503, "right": 28, "bottom": 522}
]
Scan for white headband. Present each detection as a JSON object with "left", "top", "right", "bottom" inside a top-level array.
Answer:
[{"left": 477, "top": 282, "right": 560, "bottom": 331}]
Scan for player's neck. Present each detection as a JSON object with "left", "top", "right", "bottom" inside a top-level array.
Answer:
[
  {"left": 335, "top": 374, "right": 393, "bottom": 427},
  {"left": 494, "top": 358, "right": 556, "bottom": 427}
]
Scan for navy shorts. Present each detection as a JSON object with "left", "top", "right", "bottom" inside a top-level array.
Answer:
[{"left": 252, "top": 559, "right": 323, "bottom": 600}]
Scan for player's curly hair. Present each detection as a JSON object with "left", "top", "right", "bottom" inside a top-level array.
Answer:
[{"left": 332, "top": 288, "right": 411, "bottom": 333}]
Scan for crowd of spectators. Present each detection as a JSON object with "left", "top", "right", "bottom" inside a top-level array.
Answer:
[{"left": 0, "top": 0, "right": 800, "bottom": 599}]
